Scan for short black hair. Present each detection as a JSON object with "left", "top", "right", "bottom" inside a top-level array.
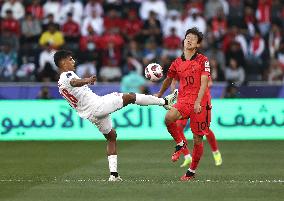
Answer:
[
  {"left": 184, "top": 27, "right": 203, "bottom": 44},
  {"left": 54, "top": 50, "right": 73, "bottom": 67}
]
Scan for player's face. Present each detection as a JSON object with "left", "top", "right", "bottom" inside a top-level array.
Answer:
[
  {"left": 62, "top": 56, "right": 76, "bottom": 71},
  {"left": 184, "top": 33, "right": 200, "bottom": 51}
]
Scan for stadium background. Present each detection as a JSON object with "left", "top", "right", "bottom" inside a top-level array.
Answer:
[{"left": 0, "top": 0, "right": 283, "bottom": 201}]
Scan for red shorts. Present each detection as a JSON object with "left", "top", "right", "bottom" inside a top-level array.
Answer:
[{"left": 174, "top": 102, "right": 212, "bottom": 136}]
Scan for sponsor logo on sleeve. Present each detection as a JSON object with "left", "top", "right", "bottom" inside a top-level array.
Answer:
[{"left": 204, "top": 61, "right": 210, "bottom": 72}]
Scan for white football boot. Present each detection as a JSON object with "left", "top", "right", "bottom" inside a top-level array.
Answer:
[
  {"left": 163, "top": 89, "right": 178, "bottom": 110},
  {"left": 108, "top": 175, "right": 123, "bottom": 182}
]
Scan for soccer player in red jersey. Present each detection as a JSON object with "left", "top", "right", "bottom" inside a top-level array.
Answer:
[
  {"left": 156, "top": 27, "right": 213, "bottom": 180},
  {"left": 170, "top": 79, "right": 222, "bottom": 168}
]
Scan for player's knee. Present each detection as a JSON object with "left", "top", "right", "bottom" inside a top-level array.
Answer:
[
  {"left": 165, "top": 112, "right": 177, "bottom": 124},
  {"left": 193, "top": 134, "right": 203, "bottom": 145},
  {"left": 106, "top": 129, "right": 117, "bottom": 141},
  {"left": 122, "top": 93, "right": 136, "bottom": 106}
]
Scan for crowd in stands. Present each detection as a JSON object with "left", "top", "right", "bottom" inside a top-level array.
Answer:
[{"left": 0, "top": 0, "right": 284, "bottom": 85}]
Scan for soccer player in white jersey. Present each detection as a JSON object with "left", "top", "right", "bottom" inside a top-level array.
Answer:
[{"left": 55, "top": 50, "right": 177, "bottom": 182}]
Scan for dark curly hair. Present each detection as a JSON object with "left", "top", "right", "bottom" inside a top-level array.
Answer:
[{"left": 54, "top": 50, "right": 73, "bottom": 67}]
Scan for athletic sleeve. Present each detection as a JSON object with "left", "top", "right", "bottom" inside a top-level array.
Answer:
[
  {"left": 62, "top": 71, "right": 80, "bottom": 87},
  {"left": 167, "top": 59, "right": 179, "bottom": 80},
  {"left": 201, "top": 57, "right": 211, "bottom": 77}
]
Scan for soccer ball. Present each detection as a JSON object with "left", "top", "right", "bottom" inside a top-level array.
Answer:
[{"left": 144, "top": 63, "right": 163, "bottom": 82}]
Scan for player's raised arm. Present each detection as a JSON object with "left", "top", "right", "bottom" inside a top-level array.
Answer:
[{"left": 70, "top": 76, "right": 97, "bottom": 87}]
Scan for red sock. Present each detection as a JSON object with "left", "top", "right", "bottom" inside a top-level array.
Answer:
[
  {"left": 176, "top": 120, "right": 190, "bottom": 155},
  {"left": 190, "top": 142, "right": 204, "bottom": 170},
  {"left": 206, "top": 129, "right": 218, "bottom": 152},
  {"left": 166, "top": 121, "right": 183, "bottom": 144},
  {"left": 176, "top": 120, "right": 188, "bottom": 144}
]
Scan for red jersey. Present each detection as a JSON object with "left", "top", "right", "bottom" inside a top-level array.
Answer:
[{"left": 167, "top": 53, "right": 211, "bottom": 106}]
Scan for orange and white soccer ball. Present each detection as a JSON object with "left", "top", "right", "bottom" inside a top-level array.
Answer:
[{"left": 144, "top": 63, "right": 163, "bottom": 82}]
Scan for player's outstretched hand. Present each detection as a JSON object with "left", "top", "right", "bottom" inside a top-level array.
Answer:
[
  {"left": 88, "top": 75, "right": 97, "bottom": 85},
  {"left": 194, "top": 101, "right": 202, "bottom": 113}
]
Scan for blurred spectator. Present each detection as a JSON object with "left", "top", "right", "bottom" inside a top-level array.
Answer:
[
  {"left": 121, "top": 9, "right": 143, "bottom": 41},
  {"left": 39, "top": 23, "right": 65, "bottom": 49},
  {"left": 162, "top": 27, "right": 182, "bottom": 59},
  {"left": 0, "top": 9, "right": 20, "bottom": 51},
  {"left": 123, "top": 54, "right": 143, "bottom": 75},
  {"left": 211, "top": 9, "right": 227, "bottom": 42},
  {"left": 100, "top": 28, "right": 124, "bottom": 49},
  {"left": 59, "top": 0, "right": 83, "bottom": 25},
  {"left": 103, "top": 0, "right": 123, "bottom": 11},
  {"left": 43, "top": 0, "right": 61, "bottom": 24},
  {"left": 210, "top": 58, "right": 225, "bottom": 81},
  {"left": 21, "top": 12, "right": 42, "bottom": 45},
  {"left": 142, "top": 39, "right": 162, "bottom": 66},
  {"left": 120, "top": 57, "right": 146, "bottom": 93},
  {"left": 78, "top": 25, "right": 99, "bottom": 72},
  {"left": 224, "top": 58, "right": 245, "bottom": 85},
  {"left": 266, "top": 59, "right": 283, "bottom": 84},
  {"left": 1, "top": 0, "right": 25, "bottom": 20},
  {"left": 276, "top": 42, "right": 284, "bottom": 71},
  {"left": 141, "top": 11, "right": 163, "bottom": 45},
  {"left": 37, "top": 44, "right": 58, "bottom": 81},
  {"left": 0, "top": 44, "right": 18, "bottom": 81},
  {"left": 139, "top": 0, "right": 167, "bottom": 21},
  {"left": 163, "top": 9, "right": 183, "bottom": 39},
  {"left": 271, "top": 0, "right": 283, "bottom": 26},
  {"left": 256, "top": 0, "right": 271, "bottom": 36},
  {"left": 183, "top": 8, "right": 206, "bottom": 35},
  {"left": 103, "top": 9, "right": 123, "bottom": 33},
  {"left": 204, "top": 0, "right": 224, "bottom": 20},
  {"left": 42, "top": 13, "right": 60, "bottom": 31},
  {"left": 167, "top": 0, "right": 184, "bottom": 13},
  {"left": 62, "top": 12, "right": 80, "bottom": 44},
  {"left": 232, "top": 26, "right": 248, "bottom": 56},
  {"left": 79, "top": 25, "right": 100, "bottom": 52},
  {"left": 268, "top": 24, "right": 282, "bottom": 59},
  {"left": 227, "top": 0, "right": 244, "bottom": 25},
  {"left": 184, "top": 0, "right": 204, "bottom": 14},
  {"left": 248, "top": 30, "right": 265, "bottom": 61},
  {"left": 37, "top": 86, "right": 53, "bottom": 99},
  {"left": 16, "top": 57, "right": 36, "bottom": 82},
  {"left": 225, "top": 41, "right": 245, "bottom": 68},
  {"left": 246, "top": 30, "right": 266, "bottom": 80},
  {"left": 1, "top": 9, "right": 20, "bottom": 36},
  {"left": 26, "top": 0, "right": 44, "bottom": 20},
  {"left": 99, "top": 41, "right": 122, "bottom": 82},
  {"left": 81, "top": 10, "right": 104, "bottom": 36},
  {"left": 84, "top": 0, "right": 104, "bottom": 19},
  {"left": 220, "top": 0, "right": 229, "bottom": 16},
  {"left": 76, "top": 61, "right": 96, "bottom": 79},
  {"left": 122, "top": 0, "right": 142, "bottom": 10},
  {"left": 123, "top": 40, "right": 143, "bottom": 62},
  {"left": 205, "top": 47, "right": 226, "bottom": 71},
  {"left": 244, "top": 0, "right": 258, "bottom": 10},
  {"left": 243, "top": 6, "right": 257, "bottom": 37},
  {"left": 222, "top": 81, "right": 239, "bottom": 98}
]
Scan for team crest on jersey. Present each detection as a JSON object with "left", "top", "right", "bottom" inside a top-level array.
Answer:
[{"left": 66, "top": 73, "right": 72, "bottom": 78}]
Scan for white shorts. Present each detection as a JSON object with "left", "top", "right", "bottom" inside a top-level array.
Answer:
[{"left": 87, "top": 92, "right": 124, "bottom": 134}]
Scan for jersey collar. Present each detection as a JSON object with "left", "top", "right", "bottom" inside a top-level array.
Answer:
[{"left": 181, "top": 52, "right": 198, "bottom": 61}]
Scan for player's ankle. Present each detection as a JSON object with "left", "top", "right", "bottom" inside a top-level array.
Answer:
[{"left": 110, "top": 172, "right": 119, "bottom": 177}]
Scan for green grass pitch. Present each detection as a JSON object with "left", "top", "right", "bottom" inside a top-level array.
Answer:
[{"left": 0, "top": 141, "right": 283, "bottom": 201}]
